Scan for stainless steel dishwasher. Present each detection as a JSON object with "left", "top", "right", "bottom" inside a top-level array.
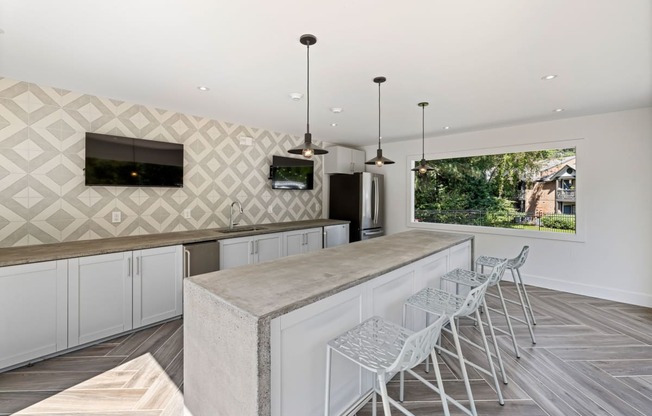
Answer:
[{"left": 183, "top": 241, "right": 220, "bottom": 277}]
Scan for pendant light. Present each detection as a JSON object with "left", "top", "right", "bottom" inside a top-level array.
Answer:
[
  {"left": 411, "top": 102, "right": 434, "bottom": 176},
  {"left": 365, "top": 76, "right": 394, "bottom": 166},
  {"left": 288, "top": 34, "right": 328, "bottom": 158}
]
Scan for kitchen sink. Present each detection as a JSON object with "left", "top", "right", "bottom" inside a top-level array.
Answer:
[{"left": 217, "top": 226, "right": 267, "bottom": 233}]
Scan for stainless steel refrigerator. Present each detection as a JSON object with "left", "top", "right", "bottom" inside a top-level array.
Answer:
[{"left": 329, "top": 172, "right": 384, "bottom": 242}]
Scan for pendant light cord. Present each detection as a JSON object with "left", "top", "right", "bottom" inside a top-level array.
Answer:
[
  {"left": 421, "top": 104, "right": 425, "bottom": 158},
  {"left": 378, "top": 81, "right": 381, "bottom": 148},
  {"left": 306, "top": 41, "right": 310, "bottom": 135}
]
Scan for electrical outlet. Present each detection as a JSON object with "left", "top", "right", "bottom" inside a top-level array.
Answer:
[
  {"left": 111, "top": 211, "right": 121, "bottom": 223},
  {"left": 239, "top": 136, "right": 253, "bottom": 146},
  {"left": 183, "top": 209, "right": 191, "bottom": 219},
  {"left": 268, "top": 205, "right": 274, "bottom": 214}
]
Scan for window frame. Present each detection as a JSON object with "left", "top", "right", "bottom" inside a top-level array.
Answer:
[{"left": 406, "top": 138, "right": 585, "bottom": 242}]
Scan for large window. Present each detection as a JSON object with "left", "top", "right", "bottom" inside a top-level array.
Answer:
[{"left": 412, "top": 147, "right": 576, "bottom": 234}]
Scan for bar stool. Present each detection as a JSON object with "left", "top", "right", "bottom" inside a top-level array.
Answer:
[
  {"left": 402, "top": 258, "right": 509, "bottom": 416},
  {"left": 476, "top": 246, "right": 537, "bottom": 350},
  {"left": 324, "top": 314, "right": 452, "bottom": 416}
]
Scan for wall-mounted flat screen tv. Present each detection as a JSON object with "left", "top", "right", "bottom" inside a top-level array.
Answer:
[
  {"left": 85, "top": 133, "right": 184, "bottom": 187},
  {"left": 270, "top": 156, "right": 314, "bottom": 190}
]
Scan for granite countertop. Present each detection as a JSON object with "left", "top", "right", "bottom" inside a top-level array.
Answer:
[
  {"left": 188, "top": 230, "right": 473, "bottom": 320},
  {"left": 0, "top": 219, "right": 349, "bottom": 267}
]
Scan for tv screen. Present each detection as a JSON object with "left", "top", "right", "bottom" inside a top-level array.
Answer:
[
  {"left": 85, "top": 133, "right": 184, "bottom": 187},
  {"left": 270, "top": 156, "right": 314, "bottom": 190}
]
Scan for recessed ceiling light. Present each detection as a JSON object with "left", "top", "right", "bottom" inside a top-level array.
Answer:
[
  {"left": 289, "top": 92, "right": 303, "bottom": 101},
  {"left": 197, "top": 86, "right": 210, "bottom": 91},
  {"left": 554, "top": 108, "right": 564, "bottom": 112},
  {"left": 330, "top": 123, "right": 338, "bottom": 127},
  {"left": 541, "top": 75, "right": 558, "bottom": 80},
  {"left": 443, "top": 126, "right": 451, "bottom": 130},
  {"left": 330, "top": 107, "right": 343, "bottom": 114}
]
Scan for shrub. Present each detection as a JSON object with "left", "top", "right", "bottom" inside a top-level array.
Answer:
[{"left": 541, "top": 214, "right": 575, "bottom": 230}]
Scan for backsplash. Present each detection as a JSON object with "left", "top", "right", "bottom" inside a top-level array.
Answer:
[{"left": 0, "top": 77, "right": 324, "bottom": 247}]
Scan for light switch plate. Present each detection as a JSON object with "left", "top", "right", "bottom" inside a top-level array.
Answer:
[
  {"left": 183, "top": 209, "right": 191, "bottom": 219},
  {"left": 111, "top": 211, "right": 121, "bottom": 223}
]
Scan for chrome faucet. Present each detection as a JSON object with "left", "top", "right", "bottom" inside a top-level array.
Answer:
[{"left": 229, "top": 201, "right": 243, "bottom": 229}]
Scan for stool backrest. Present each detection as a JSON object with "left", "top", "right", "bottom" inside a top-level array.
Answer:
[
  {"left": 388, "top": 313, "right": 448, "bottom": 374},
  {"left": 454, "top": 258, "right": 508, "bottom": 317},
  {"left": 485, "top": 257, "right": 509, "bottom": 285},
  {"left": 510, "top": 246, "right": 529, "bottom": 268}
]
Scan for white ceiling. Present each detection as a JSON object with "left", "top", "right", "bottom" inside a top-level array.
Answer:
[{"left": 0, "top": 0, "right": 650, "bottom": 147}]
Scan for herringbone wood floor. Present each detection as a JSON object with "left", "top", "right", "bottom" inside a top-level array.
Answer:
[{"left": 1, "top": 284, "right": 651, "bottom": 415}]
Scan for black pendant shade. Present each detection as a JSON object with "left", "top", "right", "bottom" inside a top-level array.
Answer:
[
  {"left": 365, "top": 76, "right": 394, "bottom": 166},
  {"left": 288, "top": 34, "right": 328, "bottom": 159},
  {"left": 411, "top": 101, "right": 434, "bottom": 176}
]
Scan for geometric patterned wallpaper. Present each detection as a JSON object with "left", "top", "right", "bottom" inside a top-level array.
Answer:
[{"left": 0, "top": 76, "right": 324, "bottom": 247}]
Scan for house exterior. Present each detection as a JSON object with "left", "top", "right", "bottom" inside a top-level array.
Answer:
[{"left": 524, "top": 157, "right": 576, "bottom": 215}]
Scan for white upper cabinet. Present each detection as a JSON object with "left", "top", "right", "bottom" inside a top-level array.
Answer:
[{"left": 324, "top": 146, "right": 366, "bottom": 174}]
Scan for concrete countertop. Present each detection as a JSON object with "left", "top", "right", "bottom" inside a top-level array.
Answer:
[
  {"left": 188, "top": 230, "right": 473, "bottom": 320},
  {"left": 0, "top": 219, "right": 349, "bottom": 267}
]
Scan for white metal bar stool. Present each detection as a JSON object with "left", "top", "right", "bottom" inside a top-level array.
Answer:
[
  {"left": 324, "top": 314, "right": 451, "bottom": 416},
  {"left": 476, "top": 246, "right": 537, "bottom": 349},
  {"left": 402, "top": 259, "right": 509, "bottom": 416}
]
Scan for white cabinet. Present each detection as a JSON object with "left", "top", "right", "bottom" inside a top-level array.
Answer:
[
  {"left": 323, "top": 224, "right": 349, "bottom": 248},
  {"left": 68, "top": 245, "right": 183, "bottom": 348},
  {"left": 133, "top": 245, "right": 183, "bottom": 328},
  {"left": 0, "top": 260, "right": 68, "bottom": 370},
  {"left": 283, "top": 228, "right": 323, "bottom": 257},
  {"left": 68, "top": 252, "right": 132, "bottom": 347},
  {"left": 324, "top": 146, "right": 366, "bottom": 174},
  {"left": 219, "top": 232, "right": 283, "bottom": 270}
]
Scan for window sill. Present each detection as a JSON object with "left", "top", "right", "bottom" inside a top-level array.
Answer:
[{"left": 407, "top": 221, "right": 585, "bottom": 243}]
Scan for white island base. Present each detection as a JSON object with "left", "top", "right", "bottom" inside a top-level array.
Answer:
[{"left": 184, "top": 231, "right": 472, "bottom": 416}]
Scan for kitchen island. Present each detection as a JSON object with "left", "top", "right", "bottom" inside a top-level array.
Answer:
[{"left": 184, "top": 230, "right": 473, "bottom": 416}]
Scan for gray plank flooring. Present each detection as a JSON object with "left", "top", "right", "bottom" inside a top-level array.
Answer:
[{"left": 1, "top": 284, "right": 650, "bottom": 415}]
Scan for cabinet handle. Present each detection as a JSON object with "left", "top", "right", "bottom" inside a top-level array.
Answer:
[
  {"left": 250, "top": 240, "right": 254, "bottom": 255},
  {"left": 184, "top": 249, "right": 191, "bottom": 278},
  {"left": 255, "top": 240, "right": 259, "bottom": 254},
  {"left": 137, "top": 257, "right": 141, "bottom": 275},
  {"left": 128, "top": 257, "right": 131, "bottom": 277}
]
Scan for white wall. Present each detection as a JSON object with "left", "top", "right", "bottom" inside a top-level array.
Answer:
[{"left": 365, "top": 108, "right": 652, "bottom": 307}]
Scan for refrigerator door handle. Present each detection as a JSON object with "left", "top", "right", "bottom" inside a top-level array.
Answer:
[
  {"left": 374, "top": 177, "right": 379, "bottom": 225},
  {"left": 363, "top": 229, "right": 384, "bottom": 236}
]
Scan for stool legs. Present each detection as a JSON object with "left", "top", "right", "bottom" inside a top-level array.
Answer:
[
  {"left": 449, "top": 318, "right": 478, "bottom": 416},
  {"left": 495, "top": 282, "right": 520, "bottom": 358},
  {"left": 324, "top": 346, "right": 332, "bottom": 416},
  {"left": 378, "top": 373, "right": 391, "bottom": 415},
  {"left": 480, "top": 298, "right": 508, "bottom": 386},
  {"left": 511, "top": 268, "right": 537, "bottom": 343},
  {"left": 516, "top": 267, "right": 537, "bottom": 325},
  {"left": 475, "top": 307, "right": 505, "bottom": 405}
]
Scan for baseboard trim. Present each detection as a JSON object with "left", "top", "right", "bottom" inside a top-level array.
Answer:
[{"left": 507, "top": 273, "right": 652, "bottom": 308}]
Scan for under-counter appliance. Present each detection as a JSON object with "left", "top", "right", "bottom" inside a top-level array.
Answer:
[
  {"left": 183, "top": 241, "right": 220, "bottom": 277},
  {"left": 329, "top": 172, "right": 384, "bottom": 242},
  {"left": 323, "top": 223, "right": 350, "bottom": 248}
]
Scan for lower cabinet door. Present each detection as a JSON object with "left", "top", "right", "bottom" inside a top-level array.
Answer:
[
  {"left": 283, "top": 230, "right": 305, "bottom": 257},
  {"left": 133, "top": 245, "right": 183, "bottom": 328},
  {"left": 304, "top": 228, "right": 323, "bottom": 253},
  {"left": 0, "top": 260, "right": 68, "bottom": 370},
  {"left": 219, "top": 236, "right": 253, "bottom": 270},
  {"left": 254, "top": 233, "right": 283, "bottom": 263},
  {"left": 68, "top": 252, "right": 132, "bottom": 348}
]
